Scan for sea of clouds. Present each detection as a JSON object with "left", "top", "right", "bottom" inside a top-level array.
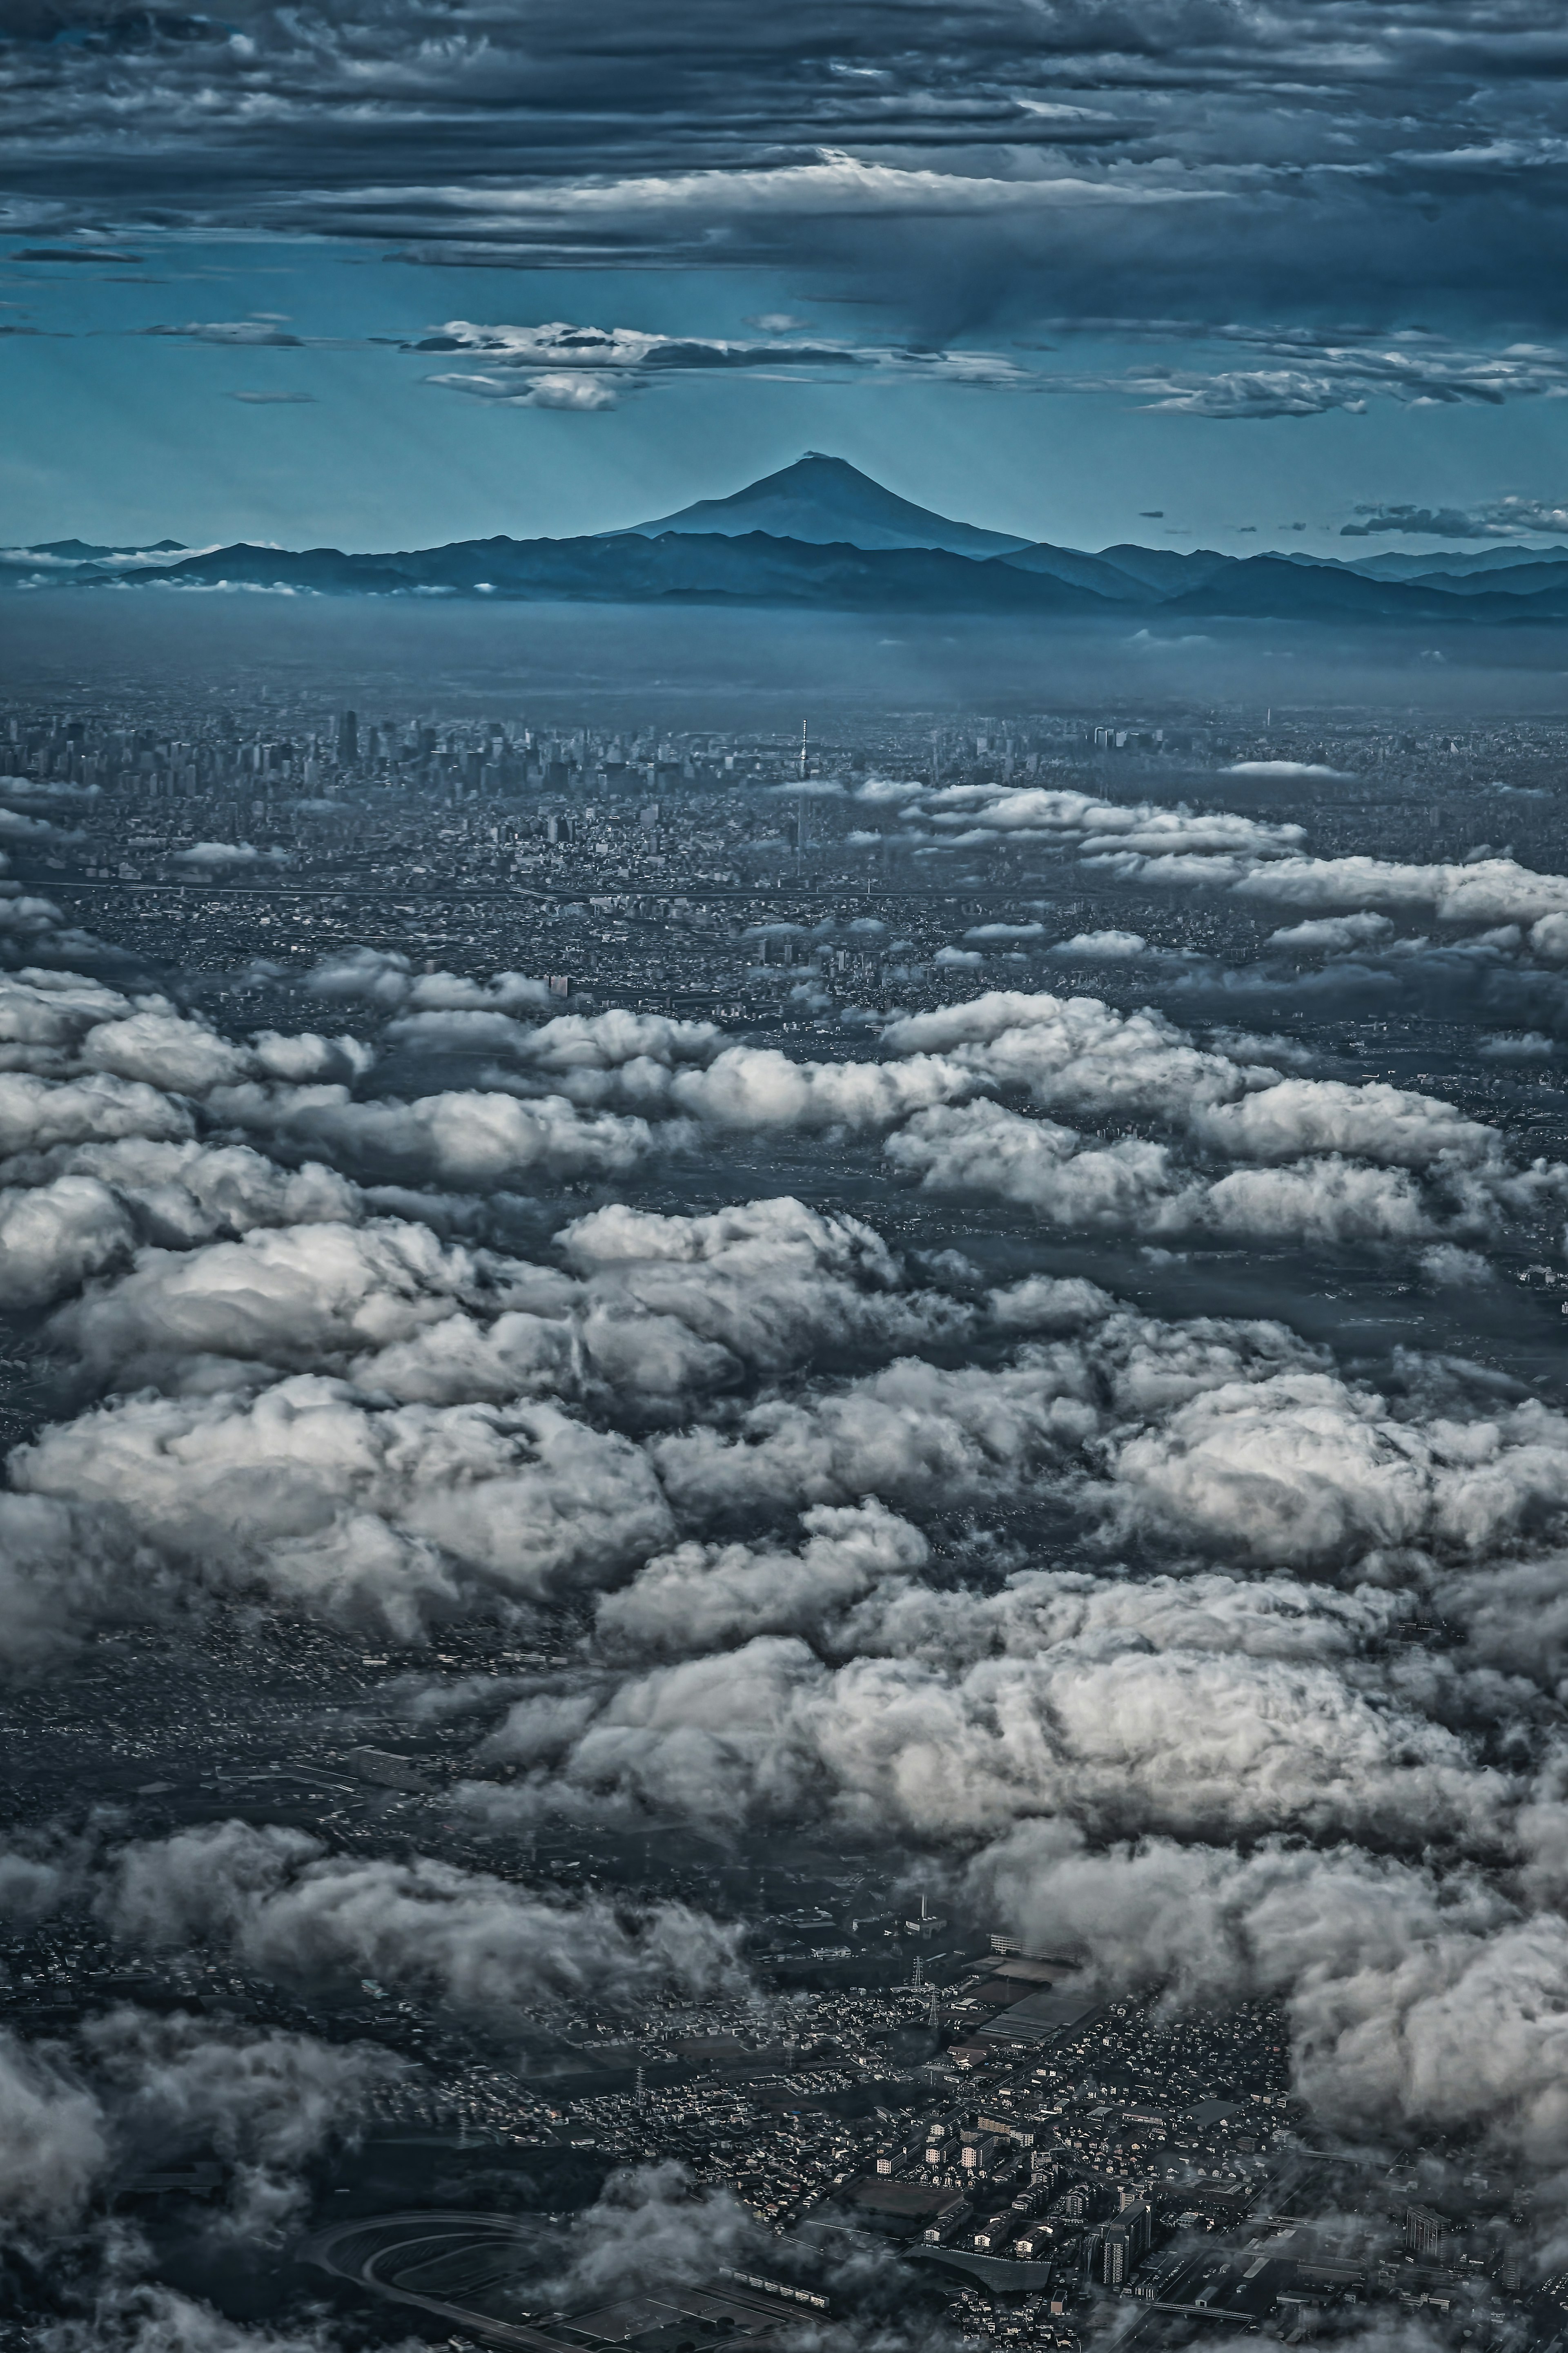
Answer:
[{"left": 6, "top": 771, "right": 1568, "bottom": 2344}]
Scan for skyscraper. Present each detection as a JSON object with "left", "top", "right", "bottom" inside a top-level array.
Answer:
[{"left": 1101, "top": 2201, "right": 1151, "bottom": 2288}]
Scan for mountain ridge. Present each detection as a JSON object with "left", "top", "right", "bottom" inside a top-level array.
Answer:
[
  {"left": 22, "top": 453, "right": 1568, "bottom": 622},
  {"left": 66, "top": 526, "right": 1568, "bottom": 622}
]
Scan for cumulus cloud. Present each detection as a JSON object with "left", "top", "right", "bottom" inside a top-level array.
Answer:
[
  {"left": 39, "top": 2282, "right": 356, "bottom": 2353},
  {"left": 1266, "top": 912, "right": 1396, "bottom": 951},
  {"left": 597, "top": 1500, "right": 930, "bottom": 1654},
  {"left": 431, "top": 368, "right": 621, "bottom": 410},
  {"left": 0, "top": 2030, "right": 107, "bottom": 2230},
  {"left": 1045, "top": 330, "right": 1568, "bottom": 422},
  {"left": 1343, "top": 498, "right": 1568, "bottom": 541},
  {"left": 884, "top": 1100, "right": 1447, "bottom": 1246},
  {"left": 880, "top": 787, "right": 1568, "bottom": 966},
  {"left": 305, "top": 946, "right": 552, "bottom": 1012},
  {"left": 886, "top": 1099, "right": 1183, "bottom": 1231},
  {"left": 0, "top": 1070, "right": 194, "bottom": 1156},
  {"left": 1228, "top": 761, "right": 1359, "bottom": 782},
  {"left": 1479, "top": 1031, "right": 1557, "bottom": 1060},
  {"left": 2, "top": 915, "right": 1568, "bottom": 2257},
  {"left": 13, "top": 1382, "right": 675, "bottom": 1636},
  {"left": 535, "top": 2162, "right": 754, "bottom": 2311},
  {"left": 174, "top": 842, "right": 287, "bottom": 868},
  {"left": 0, "top": 1998, "right": 393, "bottom": 2275},
  {"left": 82, "top": 2006, "right": 394, "bottom": 2233},
  {"left": 971, "top": 1822, "right": 1568, "bottom": 2164},
  {"left": 1232, "top": 852, "right": 1568, "bottom": 932},
  {"left": 900, "top": 781, "right": 1301, "bottom": 861},
  {"left": 209, "top": 1078, "right": 666, "bottom": 1186},
  {"left": 874, "top": 989, "right": 1546, "bottom": 1238},
  {"left": 0, "top": 1143, "right": 360, "bottom": 1312},
  {"left": 1107, "top": 1367, "right": 1568, "bottom": 1568},
  {"left": 1051, "top": 929, "right": 1149, "bottom": 957},
  {"left": 488, "top": 1572, "right": 1510, "bottom": 1853},
  {"left": 0, "top": 948, "right": 1559, "bottom": 1725},
  {"left": 414, "top": 319, "right": 1030, "bottom": 404},
  {"left": 107, "top": 1821, "right": 748, "bottom": 2010}
]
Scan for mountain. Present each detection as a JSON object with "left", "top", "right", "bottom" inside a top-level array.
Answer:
[
  {"left": 1091, "top": 545, "right": 1237, "bottom": 595},
  {"left": 98, "top": 529, "right": 1109, "bottom": 611},
  {"left": 1160, "top": 554, "right": 1568, "bottom": 621},
  {"left": 78, "top": 527, "right": 1568, "bottom": 619},
  {"left": 1387, "top": 558, "right": 1568, "bottom": 599},
  {"left": 49, "top": 456, "right": 1568, "bottom": 621},
  {"left": 1338, "top": 544, "right": 1568, "bottom": 581},
  {"left": 1280, "top": 545, "right": 1568, "bottom": 584},
  {"left": 24, "top": 537, "right": 187, "bottom": 559},
  {"left": 991, "top": 542, "right": 1156, "bottom": 600},
  {"left": 616, "top": 453, "right": 1032, "bottom": 558}
]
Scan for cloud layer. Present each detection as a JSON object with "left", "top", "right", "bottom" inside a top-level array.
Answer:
[
  {"left": 4, "top": 856, "right": 1568, "bottom": 2261},
  {"left": 13, "top": 0, "right": 1568, "bottom": 344}
]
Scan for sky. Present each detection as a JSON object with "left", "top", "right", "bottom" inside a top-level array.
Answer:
[{"left": 7, "top": 0, "right": 1568, "bottom": 553}]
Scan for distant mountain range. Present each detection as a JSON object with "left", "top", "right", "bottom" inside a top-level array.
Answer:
[{"left": 11, "top": 454, "right": 1568, "bottom": 621}]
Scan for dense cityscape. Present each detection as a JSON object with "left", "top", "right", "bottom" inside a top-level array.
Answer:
[
  {"left": 3, "top": 692, "right": 1567, "bottom": 1030},
  {"left": 0, "top": 676, "right": 1566, "bottom": 2351}
]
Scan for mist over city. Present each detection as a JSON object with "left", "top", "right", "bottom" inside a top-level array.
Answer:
[{"left": 13, "top": 0, "right": 1568, "bottom": 2346}]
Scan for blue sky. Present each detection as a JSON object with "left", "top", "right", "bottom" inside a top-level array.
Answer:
[
  {"left": 8, "top": 1, "right": 1568, "bottom": 555},
  {"left": 8, "top": 240, "right": 1568, "bottom": 553}
]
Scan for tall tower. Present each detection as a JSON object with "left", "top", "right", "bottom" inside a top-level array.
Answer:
[{"left": 800, "top": 719, "right": 809, "bottom": 781}]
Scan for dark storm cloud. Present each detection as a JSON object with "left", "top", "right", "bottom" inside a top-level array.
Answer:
[
  {"left": 7, "top": 0, "right": 1568, "bottom": 333},
  {"left": 411, "top": 320, "right": 1030, "bottom": 409},
  {"left": 107, "top": 1820, "right": 750, "bottom": 2010},
  {"left": 1032, "top": 325, "right": 1568, "bottom": 417},
  {"left": 398, "top": 314, "right": 1568, "bottom": 415},
  {"left": 1345, "top": 496, "right": 1568, "bottom": 537},
  {"left": 8, "top": 244, "right": 143, "bottom": 262},
  {"left": 140, "top": 317, "right": 332, "bottom": 346},
  {"left": 0, "top": 2003, "right": 388, "bottom": 2243}
]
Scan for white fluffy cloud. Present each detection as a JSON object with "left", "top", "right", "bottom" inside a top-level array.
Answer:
[
  {"left": 208, "top": 1078, "right": 666, "bottom": 1185},
  {"left": 1108, "top": 1369, "right": 1568, "bottom": 1566},
  {"left": 0, "top": 2031, "right": 107, "bottom": 2230},
  {"left": 489, "top": 1583, "right": 1508, "bottom": 1851},
  {"left": 13, "top": 1383, "right": 674, "bottom": 1636},
  {"left": 306, "top": 946, "right": 553, "bottom": 1011},
  {"left": 886, "top": 1100, "right": 1441, "bottom": 1245},
  {"left": 873, "top": 999, "right": 1544, "bottom": 1246},
  {"left": 1051, "top": 929, "right": 1150, "bottom": 958},
  {"left": 972, "top": 1822, "right": 1568, "bottom": 2159},
  {"left": 4, "top": 940, "right": 1568, "bottom": 2216},
  {"left": 880, "top": 780, "right": 1302, "bottom": 861},
  {"left": 108, "top": 1820, "right": 747, "bottom": 2010},
  {"left": 1267, "top": 912, "right": 1396, "bottom": 952},
  {"left": 1233, "top": 853, "right": 1568, "bottom": 932}
]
